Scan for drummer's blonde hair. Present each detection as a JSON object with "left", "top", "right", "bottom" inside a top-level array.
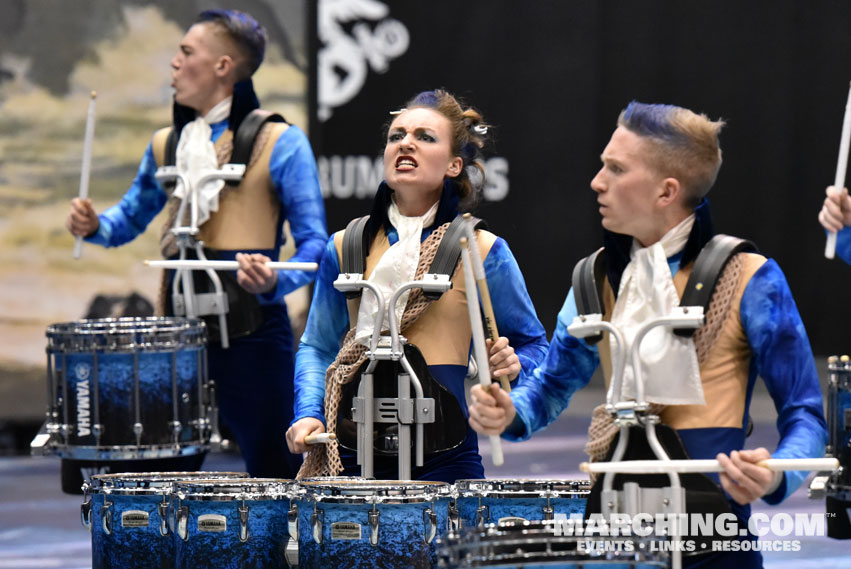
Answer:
[{"left": 618, "top": 101, "right": 725, "bottom": 208}]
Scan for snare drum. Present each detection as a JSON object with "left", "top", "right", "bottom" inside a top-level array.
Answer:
[
  {"left": 172, "top": 478, "right": 295, "bottom": 569},
  {"left": 453, "top": 479, "right": 591, "bottom": 528},
  {"left": 33, "top": 318, "right": 211, "bottom": 490},
  {"left": 294, "top": 479, "right": 452, "bottom": 569},
  {"left": 81, "top": 471, "right": 246, "bottom": 569},
  {"left": 437, "top": 520, "right": 669, "bottom": 569}
]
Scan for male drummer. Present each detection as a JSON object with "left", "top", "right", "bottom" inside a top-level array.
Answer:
[
  {"left": 818, "top": 184, "right": 851, "bottom": 262},
  {"left": 469, "top": 102, "right": 827, "bottom": 568},
  {"left": 64, "top": 10, "right": 327, "bottom": 478}
]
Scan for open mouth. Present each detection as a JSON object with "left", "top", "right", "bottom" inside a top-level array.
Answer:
[{"left": 396, "top": 155, "right": 417, "bottom": 169}]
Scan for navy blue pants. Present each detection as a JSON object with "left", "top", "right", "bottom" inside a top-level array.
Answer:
[{"left": 207, "top": 305, "right": 302, "bottom": 478}]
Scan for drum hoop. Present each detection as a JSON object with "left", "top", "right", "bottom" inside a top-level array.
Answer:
[
  {"left": 175, "top": 478, "right": 295, "bottom": 501},
  {"left": 46, "top": 317, "right": 206, "bottom": 352},
  {"left": 87, "top": 471, "right": 248, "bottom": 494},
  {"left": 299, "top": 480, "right": 450, "bottom": 504},
  {"left": 454, "top": 478, "right": 591, "bottom": 498}
]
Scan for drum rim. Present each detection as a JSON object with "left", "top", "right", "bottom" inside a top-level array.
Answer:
[
  {"left": 85, "top": 471, "right": 249, "bottom": 494},
  {"left": 454, "top": 478, "right": 591, "bottom": 498},
  {"left": 174, "top": 478, "right": 296, "bottom": 500},
  {"left": 46, "top": 317, "right": 207, "bottom": 350},
  {"left": 297, "top": 479, "right": 451, "bottom": 503}
]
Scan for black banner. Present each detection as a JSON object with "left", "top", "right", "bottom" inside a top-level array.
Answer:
[{"left": 309, "top": 0, "right": 851, "bottom": 352}]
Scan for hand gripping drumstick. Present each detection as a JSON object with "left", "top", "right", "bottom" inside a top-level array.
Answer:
[
  {"left": 461, "top": 237, "right": 504, "bottom": 466},
  {"left": 826, "top": 81, "right": 851, "bottom": 259},
  {"left": 304, "top": 433, "right": 336, "bottom": 445},
  {"left": 73, "top": 91, "right": 97, "bottom": 260},
  {"left": 580, "top": 457, "right": 839, "bottom": 475},
  {"left": 461, "top": 213, "right": 511, "bottom": 392}
]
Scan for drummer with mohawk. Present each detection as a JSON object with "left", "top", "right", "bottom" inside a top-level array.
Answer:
[{"left": 469, "top": 102, "right": 827, "bottom": 568}]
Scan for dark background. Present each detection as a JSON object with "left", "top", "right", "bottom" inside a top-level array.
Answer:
[{"left": 311, "top": 0, "right": 851, "bottom": 354}]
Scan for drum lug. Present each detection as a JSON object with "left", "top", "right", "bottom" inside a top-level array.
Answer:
[
  {"left": 158, "top": 499, "right": 170, "bottom": 536},
  {"left": 475, "top": 504, "right": 489, "bottom": 527},
  {"left": 238, "top": 503, "right": 250, "bottom": 543},
  {"left": 448, "top": 501, "right": 459, "bottom": 531},
  {"left": 423, "top": 507, "right": 437, "bottom": 544},
  {"left": 101, "top": 500, "right": 113, "bottom": 536},
  {"left": 288, "top": 503, "right": 299, "bottom": 540},
  {"left": 80, "top": 489, "right": 92, "bottom": 531},
  {"left": 542, "top": 504, "right": 554, "bottom": 521},
  {"left": 285, "top": 535, "right": 299, "bottom": 568},
  {"left": 311, "top": 508, "right": 323, "bottom": 544},
  {"left": 368, "top": 509, "right": 380, "bottom": 546},
  {"left": 177, "top": 505, "right": 189, "bottom": 542}
]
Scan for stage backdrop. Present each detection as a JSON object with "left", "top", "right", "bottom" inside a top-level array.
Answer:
[
  {"left": 0, "top": 0, "right": 309, "bottom": 426},
  {"left": 310, "top": 0, "right": 851, "bottom": 356}
]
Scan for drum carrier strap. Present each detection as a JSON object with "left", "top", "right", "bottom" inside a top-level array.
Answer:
[
  {"left": 341, "top": 214, "right": 487, "bottom": 299},
  {"left": 163, "top": 109, "right": 287, "bottom": 186},
  {"left": 571, "top": 234, "right": 757, "bottom": 343}
]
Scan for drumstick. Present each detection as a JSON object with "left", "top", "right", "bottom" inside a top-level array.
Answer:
[
  {"left": 145, "top": 260, "right": 318, "bottom": 271},
  {"left": 73, "top": 91, "right": 97, "bottom": 260},
  {"left": 462, "top": 214, "right": 510, "bottom": 393},
  {"left": 580, "top": 457, "right": 839, "bottom": 475},
  {"left": 461, "top": 237, "right": 504, "bottom": 466},
  {"left": 304, "top": 433, "right": 336, "bottom": 445},
  {"left": 826, "top": 80, "right": 851, "bottom": 259}
]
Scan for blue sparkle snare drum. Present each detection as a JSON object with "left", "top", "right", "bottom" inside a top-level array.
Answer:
[
  {"left": 173, "top": 478, "right": 295, "bottom": 569},
  {"left": 35, "top": 317, "right": 211, "bottom": 461},
  {"left": 293, "top": 479, "right": 452, "bottom": 569},
  {"left": 436, "top": 520, "right": 670, "bottom": 569},
  {"left": 81, "top": 471, "right": 246, "bottom": 569},
  {"left": 452, "top": 479, "right": 591, "bottom": 529}
]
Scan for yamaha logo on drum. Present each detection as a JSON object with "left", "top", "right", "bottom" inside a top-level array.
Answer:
[{"left": 74, "top": 363, "right": 92, "bottom": 437}]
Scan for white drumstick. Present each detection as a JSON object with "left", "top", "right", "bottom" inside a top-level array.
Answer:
[
  {"left": 73, "top": 91, "right": 97, "bottom": 260},
  {"left": 461, "top": 237, "right": 504, "bottom": 466},
  {"left": 145, "top": 260, "right": 318, "bottom": 271},
  {"left": 826, "top": 80, "right": 851, "bottom": 259},
  {"left": 580, "top": 457, "right": 839, "bottom": 475},
  {"left": 304, "top": 433, "right": 336, "bottom": 445}
]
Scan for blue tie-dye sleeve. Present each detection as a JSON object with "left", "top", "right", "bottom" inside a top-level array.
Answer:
[
  {"left": 86, "top": 143, "right": 168, "bottom": 247},
  {"left": 835, "top": 227, "right": 851, "bottom": 264},
  {"left": 292, "top": 235, "right": 349, "bottom": 425},
  {"left": 740, "top": 259, "right": 828, "bottom": 504},
  {"left": 506, "top": 287, "right": 600, "bottom": 441},
  {"left": 483, "top": 237, "right": 548, "bottom": 379},
  {"left": 266, "top": 126, "right": 328, "bottom": 302}
]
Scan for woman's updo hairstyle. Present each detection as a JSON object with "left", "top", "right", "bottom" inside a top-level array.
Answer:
[{"left": 402, "top": 89, "right": 489, "bottom": 210}]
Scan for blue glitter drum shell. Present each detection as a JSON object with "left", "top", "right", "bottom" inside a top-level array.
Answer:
[
  {"left": 173, "top": 479, "right": 293, "bottom": 569},
  {"left": 46, "top": 317, "right": 208, "bottom": 458},
  {"left": 453, "top": 479, "right": 590, "bottom": 528},
  {"left": 83, "top": 471, "right": 247, "bottom": 569},
  {"left": 295, "top": 480, "right": 451, "bottom": 569}
]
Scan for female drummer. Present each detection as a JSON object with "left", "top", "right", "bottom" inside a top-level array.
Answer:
[{"left": 286, "top": 89, "right": 548, "bottom": 482}]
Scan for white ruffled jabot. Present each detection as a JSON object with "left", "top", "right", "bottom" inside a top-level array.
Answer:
[{"left": 610, "top": 213, "right": 705, "bottom": 406}]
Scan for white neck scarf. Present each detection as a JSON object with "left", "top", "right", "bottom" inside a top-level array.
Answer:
[
  {"left": 354, "top": 197, "right": 439, "bottom": 346},
  {"left": 174, "top": 97, "right": 232, "bottom": 227},
  {"left": 609, "top": 213, "right": 705, "bottom": 406}
]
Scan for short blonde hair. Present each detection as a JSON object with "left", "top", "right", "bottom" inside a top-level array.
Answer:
[{"left": 618, "top": 101, "right": 724, "bottom": 207}]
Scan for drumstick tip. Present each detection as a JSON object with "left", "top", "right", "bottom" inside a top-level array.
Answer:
[
  {"left": 462, "top": 212, "right": 472, "bottom": 220},
  {"left": 579, "top": 462, "right": 591, "bottom": 473},
  {"left": 90, "top": 91, "right": 97, "bottom": 99}
]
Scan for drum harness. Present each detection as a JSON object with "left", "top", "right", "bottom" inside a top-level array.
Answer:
[
  {"left": 156, "top": 110, "right": 286, "bottom": 349},
  {"left": 305, "top": 215, "right": 484, "bottom": 481},
  {"left": 569, "top": 234, "right": 757, "bottom": 569}
]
